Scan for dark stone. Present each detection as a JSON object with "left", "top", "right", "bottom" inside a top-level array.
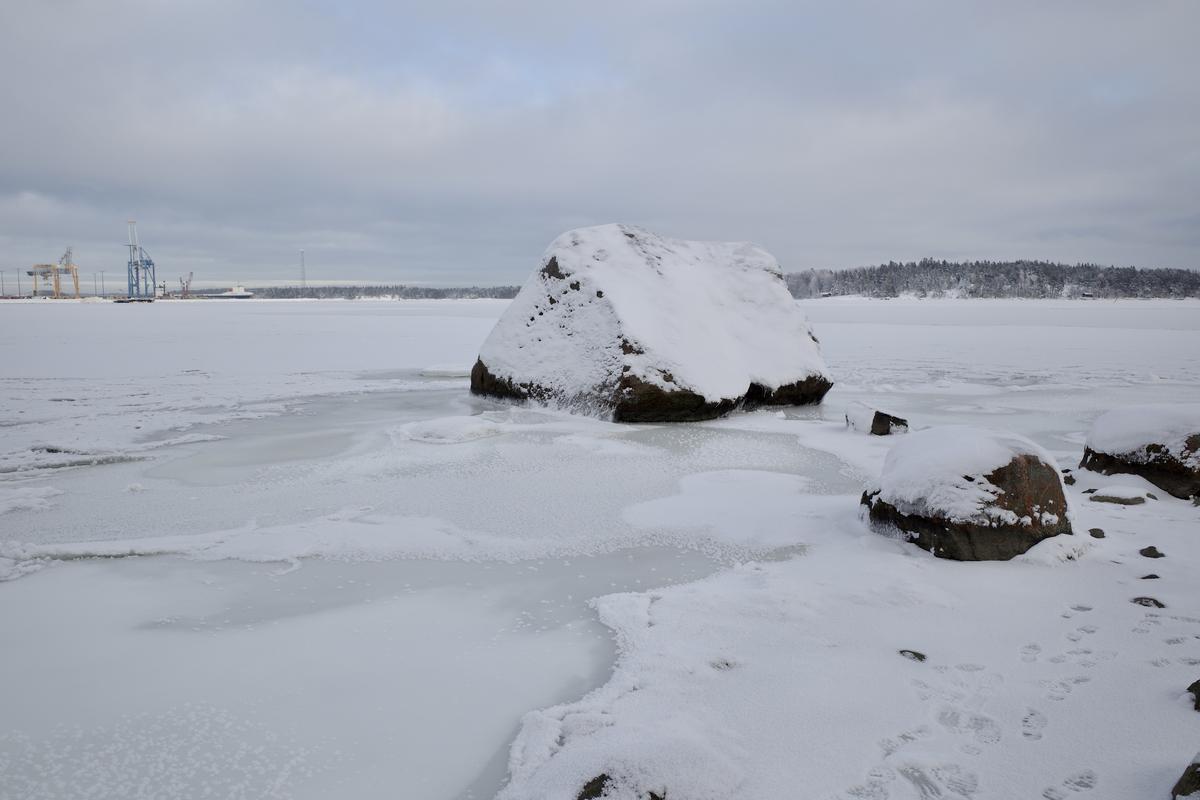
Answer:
[
  {"left": 1082, "top": 488, "right": 1097, "bottom": 494},
  {"left": 1141, "top": 574, "right": 1160, "bottom": 579},
  {"left": 541, "top": 256, "right": 565, "bottom": 280},
  {"left": 1172, "top": 757, "right": 1200, "bottom": 799},
  {"left": 1188, "top": 678, "right": 1200, "bottom": 712},
  {"left": 899, "top": 649, "right": 926, "bottom": 662},
  {"left": 1063, "top": 474, "right": 1076, "bottom": 485},
  {"left": 472, "top": 358, "right": 832, "bottom": 423},
  {"left": 1089, "top": 492, "right": 1145, "bottom": 505},
  {"left": 1140, "top": 546, "right": 1165, "bottom": 558},
  {"left": 577, "top": 774, "right": 665, "bottom": 800},
  {"left": 1080, "top": 436, "right": 1200, "bottom": 501},
  {"left": 863, "top": 453, "right": 1072, "bottom": 561},
  {"left": 867, "top": 410, "right": 909, "bottom": 436},
  {"left": 1132, "top": 596, "right": 1166, "bottom": 608},
  {"left": 1088, "top": 528, "right": 1105, "bottom": 539}
]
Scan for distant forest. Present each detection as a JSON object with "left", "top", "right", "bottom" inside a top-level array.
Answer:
[
  {"left": 784, "top": 259, "right": 1200, "bottom": 299},
  {"left": 250, "top": 261, "right": 1199, "bottom": 300}
]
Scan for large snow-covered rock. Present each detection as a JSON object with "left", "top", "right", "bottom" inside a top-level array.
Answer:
[
  {"left": 470, "top": 224, "right": 832, "bottom": 421},
  {"left": 1080, "top": 404, "right": 1200, "bottom": 500},
  {"left": 862, "top": 426, "right": 1073, "bottom": 561}
]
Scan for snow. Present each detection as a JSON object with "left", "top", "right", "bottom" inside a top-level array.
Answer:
[
  {"left": 0, "top": 485, "right": 62, "bottom": 515},
  {"left": 872, "top": 426, "right": 1065, "bottom": 526},
  {"left": 1085, "top": 404, "right": 1200, "bottom": 468},
  {"left": 476, "top": 224, "right": 829, "bottom": 407},
  {"left": 2, "top": 297, "right": 1200, "bottom": 800}
]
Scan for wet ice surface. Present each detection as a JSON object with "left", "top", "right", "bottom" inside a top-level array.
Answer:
[{"left": 2, "top": 298, "right": 1200, "bottom": 799}]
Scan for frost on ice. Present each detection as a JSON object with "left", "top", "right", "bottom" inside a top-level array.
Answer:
[
  {"left": 862, "top": 426, "right": 1073, "bottom": 560},
  {"left": 470, "top": 224, "right": 832, "bottom": 421}
]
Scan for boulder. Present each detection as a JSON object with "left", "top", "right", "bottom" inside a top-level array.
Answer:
[
  {"left": 862, "top": 426, "right": 1073, "bottom": 561},
  {"left": 846, "top": 402, "right": 909, "bottom": 435},
  {"left": 1140, "top": 546, "right": 1165, "bottom": 558},
  {"left": 1080, "top": 405, "right": 1200, "bottom": 500},
  {"left": 1188, "top": 678, "right": 1200, "bottom": 712},
  {"left": 470, "top": 224, "right": 832, "bottom": 422},
  {"left": 1174, "top": 752, "right": 1200, "bottom": 799},
  {"left": 1088, "top": 485, "right": 1150, "bottom": 505}
]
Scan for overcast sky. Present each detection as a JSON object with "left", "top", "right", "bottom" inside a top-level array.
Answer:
[{"left": 1, "top": 1, "right": 1197, "bottom": 286}]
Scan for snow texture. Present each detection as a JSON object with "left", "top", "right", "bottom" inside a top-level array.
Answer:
[
  {"left": 873, "top": 425, "right": 1066, "bottom": 526},
  {"left": 1086, "top": 404, "right": 1200, "bottom": 468},
  {"left": 475, "top": 224, "right": 829, "bottom": 407}
]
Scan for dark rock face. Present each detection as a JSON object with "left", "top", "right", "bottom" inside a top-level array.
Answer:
[
  {"left": 1088, "top": 528, "right": 1105, "bottom": 539},
  {"left": 471, "top": 359, "right": 833, "bottom": 423},
  {"left": 1080, "top": 434, "right": 1200, "bottom": 501},
  {"left": 1173, "top": 756, "right": 1200, "bottom": 799},
  {"left": 577, "top": 774, "right": 665, "bottom": 800},
  {"left": 1188, "top": 679, "right": 1200, "bottom": 712},
  {"left": 868, "top": 409, "right": 909, "bottom": 435},
  {"left": 1140, "top": 546, "right": 1165, "bottom": 558},
  {"left": 863, "top": 454, "right": 1072, "bottom": 561}
]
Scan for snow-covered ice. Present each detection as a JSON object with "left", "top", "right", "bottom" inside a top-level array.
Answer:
[{"left": 2, "top": 297, "right": 1199, "bottom": 799}]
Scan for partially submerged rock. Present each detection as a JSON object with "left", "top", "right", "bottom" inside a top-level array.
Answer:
[
  {"left": 862, "top": 426, "right": 1072, "bottom": 561},
  {"left": 846, "top": 402, "right": 909, "bottom": 435},
  {"left": 899, "top": 649, "right": 926, "bottom": 662},
  {"left": 471, "top": 224, "right": 832, "bottom": 421},
  {"left": 577, "top": 774, "right": 665, "bottom": 800},
  {"left": 1140, "top": 546, "right": 1165, "bottom": 558},
  {"left": 1188, "top": 679, "right": 1200, "bottom": 712},
  {"left": 1173, "top": 752, "right": 1200, "bottom": 799},
  {"left": 1088, "top": 527, "right": 1105, "bottom": 539},
  {"left": 1132, "top": 596, "right": 1166, "bottom": 608},
  {"left": 1080, "top": 405, "right": 1200, "bottom": 500}
]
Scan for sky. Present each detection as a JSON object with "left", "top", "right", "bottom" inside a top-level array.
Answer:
[{"left": 1, "top": 1, "right": 1198, "bottom": 286}]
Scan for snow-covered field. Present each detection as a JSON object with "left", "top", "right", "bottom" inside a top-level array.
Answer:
[{"left": 1, "top": 297, "right": 1198, "bottom": 799}]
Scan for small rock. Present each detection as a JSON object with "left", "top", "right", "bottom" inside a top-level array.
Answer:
[
  {"left": 1173, "top": 752, "right": 1200, "bottom": 799},
  {"left": 1142, "top": 574, "right": 1160, "bottom": 580},
  {"left": 577, "top": 774, "right": 665, "bottom": 800},
  {"left": 1140, "top": 546, "right": 1165, "bottom": 558},
  {"left": 1089, "top": 492, "right": 1146, "bottom": 505},
  {"left": 1132, "top": 596, "right": 1166, "bottom": 608},
  {"left": 899, "top": 649, "right": 927, "bottom": 662},
  {"left": 1147, "top": 492, "right": 1159, "bottom": 500},
  {"left": 1082, "top": 488, "right": 1097, "bottom": 494},
  {"left": 1188, "top": 679, "right": 1200, "bottom": 712},
  {"left": 846, "top": 402, "right": 909, "bottom": 436},
  {"left": 1064, "top": 474, "right": 1076, "bottom": 485},
  {"left": 1088, "top": 528, "right": 1105, "bottom": 539}
]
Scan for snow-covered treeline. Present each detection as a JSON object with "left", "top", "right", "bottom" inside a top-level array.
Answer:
[{"left": 785, "top": 259, "right": 1200, "bottom": 298}]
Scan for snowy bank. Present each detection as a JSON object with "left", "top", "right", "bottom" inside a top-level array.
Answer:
[{"left": 471, "top": 224, "right": 832, "bottom": 421}]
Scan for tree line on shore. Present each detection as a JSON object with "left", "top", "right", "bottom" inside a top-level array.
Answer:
[{"left": 784, "top": 259, "right": 1200, "bottom": 298}]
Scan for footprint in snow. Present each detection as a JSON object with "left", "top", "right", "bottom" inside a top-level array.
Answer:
[
  {"left": 1042, "top": 769, "right": 1098, "bottom": 799},
  {"left": 898, "top": 763, "right": 978, "bottom": 800},
  {"left": 936, "top": 708, "right": 1001, "bottom": 746},
  {"left": 878, "top": 725, "right": 932, "bottom": 757},
  {"left": 1021, "top": 643, "right": 1042, "bottom": 663},
  {"left": 1022, "top": 708, "right": 1048, "bottom": 741}
]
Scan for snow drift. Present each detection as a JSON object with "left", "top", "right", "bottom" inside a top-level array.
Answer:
[{"left": 470, "top": 224, "right": 832, "bottom": 421}]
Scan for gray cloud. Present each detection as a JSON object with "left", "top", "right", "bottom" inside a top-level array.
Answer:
[{"left": 1, "top": 0, "right": 1197, "bottom": 285}]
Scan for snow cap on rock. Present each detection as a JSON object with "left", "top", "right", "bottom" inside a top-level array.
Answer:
[
  {"left": 471, "top": 224, "right": 831, "bottom": 421},
  {"left": 875, "top": 425, "right": 1066, "bottom": 527},
  {"left": 1085, "top": 404, "right": 1200, "bottom": 469}
]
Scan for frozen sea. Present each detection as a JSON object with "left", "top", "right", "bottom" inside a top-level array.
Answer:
[{"left": 1, "top": 297, "right": 1198, "bottom": 799}]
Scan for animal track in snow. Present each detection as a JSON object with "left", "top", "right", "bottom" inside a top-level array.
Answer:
[
  {"left": 1022, "top": 708, "right": 1048, "bottom": 740},
  {"left": 1020, "top": 643, "right": 1042, "bottom": 663},
  {"left": 878, "top": 725, "right": 932, "bottom": 757}
]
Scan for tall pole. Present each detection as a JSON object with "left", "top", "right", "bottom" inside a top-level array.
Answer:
[
  {"left": 1, "top": 271, "right": 5, "bottom": 296},
  {"left": 100, "top": 271, "right": 105, "bottom": 297},
  {"left": 93, "top": 273, "right": 98, "bottom": 296},
  {"left": 300, "top": 249, "right": 306, "bottom": 295},
  {"left": 17, "top": 270, "right": 21, "bottom": 297}
]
